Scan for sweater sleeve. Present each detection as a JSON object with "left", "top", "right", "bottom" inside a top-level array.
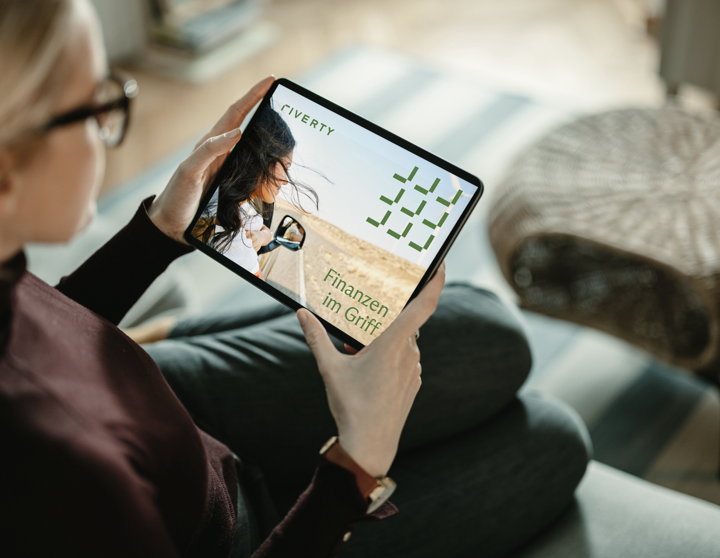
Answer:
[
  {"left": 55, "top": 197, "right": 193, "bottom": 325},
  {"left": 253, "top": 461, "right": 398, "bottom": 558}
]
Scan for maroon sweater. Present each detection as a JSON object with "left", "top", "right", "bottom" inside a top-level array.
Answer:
[{"left": 0, "top": 199, "right": 395, "bottom": 557}]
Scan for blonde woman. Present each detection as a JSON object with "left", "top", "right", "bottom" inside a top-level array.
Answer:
[{"left": 0, "top": 1, "right": 589, "bottom": 557}]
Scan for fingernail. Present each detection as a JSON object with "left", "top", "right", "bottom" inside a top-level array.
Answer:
[
  {"left": 297, "top": 310, "right": 307, "bottom": 327},
  {"left": 223, "top": 128, "right": 241, "bottom": 138}
]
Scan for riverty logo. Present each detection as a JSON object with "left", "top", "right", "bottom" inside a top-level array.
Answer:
[
  {"left": 279, "top": 104, "right": 335, "bottom": 136},
  {"left": 366, "top": 166, "right": 464, "bottom": 252}
]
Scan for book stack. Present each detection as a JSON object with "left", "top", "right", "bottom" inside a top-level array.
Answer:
[{"left": 141, "top": 0, "right": 277, "bottom": 83}]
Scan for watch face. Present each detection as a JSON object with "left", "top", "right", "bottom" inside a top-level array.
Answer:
[{"left": 366, "top": 478, "right": 397, "bottom": 514}]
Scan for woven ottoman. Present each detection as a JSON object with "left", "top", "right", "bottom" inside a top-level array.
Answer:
[{"left": 489, "top": 108, "right": 720, "bottom": 381}]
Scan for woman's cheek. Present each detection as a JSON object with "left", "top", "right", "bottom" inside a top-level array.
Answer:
[
  {"left": 52, "top": 121, "right": 104, "bottom": 238},
  {"left": 75, "top": 120, "right": 105, "bottom": 233},
  {"left": 87, "top": 119, "right": 106, "bottom": 195}
]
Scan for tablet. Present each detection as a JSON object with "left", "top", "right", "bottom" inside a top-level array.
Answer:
[{"left": 185, "top": 78, "right": 483, "bottom": 349}]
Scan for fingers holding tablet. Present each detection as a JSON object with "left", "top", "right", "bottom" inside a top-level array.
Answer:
[
  {"left": 297, "top": 304, "right": 424, "bottom": 479},
  {"left": 148, "top": 77, "right": 277, "bottom": 244},
  {"left": 148, "top": 128, "right": 248, "bottom": 243},
  {"left": 199, "top": 76, "right": 275, "bottom": 146},
  {"left": 295, "top": 262, "right": 442, "bottom": 479},
  {"left": 378, "top": 260, "right": 445, "bottom": 346}
]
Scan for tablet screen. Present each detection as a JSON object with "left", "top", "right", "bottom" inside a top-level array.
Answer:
[{"left": 189, "top": 80, "right": 481, "bottom": 346}]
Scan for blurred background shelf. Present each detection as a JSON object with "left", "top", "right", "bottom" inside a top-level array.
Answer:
[
  {"left": 137, "top": 22, "right": 278, "bottom": 84},
  {"left": 90, "top": 0, "right": 683, "bottom": 196}
]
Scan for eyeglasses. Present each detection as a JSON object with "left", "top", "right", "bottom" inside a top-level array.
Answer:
[{"left": 37, "top": 72, "right": 139, "bottom": 148}]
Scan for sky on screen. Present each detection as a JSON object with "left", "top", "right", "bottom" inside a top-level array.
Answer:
[{"left": 272, "top": 84, "right": 478, "bottom": 268}]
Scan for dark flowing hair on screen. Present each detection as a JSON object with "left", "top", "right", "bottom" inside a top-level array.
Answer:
[{"left": 198, "top": 103, "right": 321, "bottom": 254}]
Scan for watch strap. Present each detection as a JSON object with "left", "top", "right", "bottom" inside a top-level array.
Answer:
[{"left": 319, "top": 436, "right": 380, "bottom": 500}]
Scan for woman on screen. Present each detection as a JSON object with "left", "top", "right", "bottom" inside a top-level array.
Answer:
[
  {"left": 221, "top": 200, "right": 267, "bottom": 277},
  {"left": 199, "top": 194, "right": 268, "bottom": 277},
  {"left": 0, "top": 1, "right": 589, "bottom": 556},
  {"left": 192, "top": 105, "right": 317, "bottom": 278}
]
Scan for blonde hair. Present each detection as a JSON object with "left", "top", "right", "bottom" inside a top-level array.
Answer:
[{"left": 0, "top": 0, "right": 78, "bottom": 146}]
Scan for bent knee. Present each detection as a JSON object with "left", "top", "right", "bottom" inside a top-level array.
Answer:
[
  {"left": 431, "top": 283, "right": 533, "bottom": 388},
  {"left": 522, "top": 391, "right": 592, "bottom": 497}
]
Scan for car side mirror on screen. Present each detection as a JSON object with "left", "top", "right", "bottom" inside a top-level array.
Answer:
[{"left": 274, "top": 215, "right": 306, "bottom": 251}]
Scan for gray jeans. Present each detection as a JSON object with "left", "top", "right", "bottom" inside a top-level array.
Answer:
[{"left": 145, "top": 284, "right": 591, "bottom": 557}]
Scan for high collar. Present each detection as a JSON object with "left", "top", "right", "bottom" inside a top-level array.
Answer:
[{"left": 0, "top": 251, "right": 27, "bottom": 354}]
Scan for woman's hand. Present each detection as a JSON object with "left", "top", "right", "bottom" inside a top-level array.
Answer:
[
  {"left": 247, "top": 225, "right": 273, "bottom": 252},
  {"left": 147, "top": 76, "right": 275, "bottom": 244},
  {"left": 297, "top": 262, "right": 445, "bottom": 478}
]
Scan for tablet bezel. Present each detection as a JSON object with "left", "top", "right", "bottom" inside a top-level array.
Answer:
[{"left": 184, "top": 77, "right": 484, "bottom": 350}]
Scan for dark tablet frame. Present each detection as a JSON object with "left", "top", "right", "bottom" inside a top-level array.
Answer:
[{"left": 185, "top": 77, "right": 484, "bottom": 350}]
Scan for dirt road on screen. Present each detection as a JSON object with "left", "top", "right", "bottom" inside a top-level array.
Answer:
[{"left": 260, "top": 201, "right": 426, "bottom": 345}]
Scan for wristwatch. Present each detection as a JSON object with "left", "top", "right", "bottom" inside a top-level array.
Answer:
[{"left": 319, "top": 436, "right": 397, "bottom": 514}]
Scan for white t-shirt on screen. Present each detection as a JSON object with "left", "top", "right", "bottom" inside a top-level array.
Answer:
[{"left": 216, "top": 202, "right": 264, "bottom": 275}]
